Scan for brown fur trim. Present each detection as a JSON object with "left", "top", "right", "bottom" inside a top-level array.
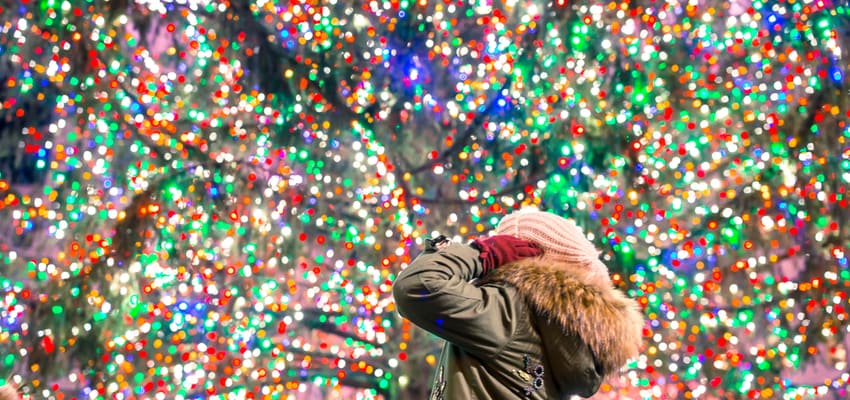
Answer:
[{"left": 483, "top": 258, "right": 645, "bottom": 375}]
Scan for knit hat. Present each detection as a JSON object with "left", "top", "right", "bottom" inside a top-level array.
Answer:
[
  {"left": 494, "top": 208, "right": 609, "bottom": 282},
  {"left": 0, "top": 383, "right": 19, "bottom": 400}
]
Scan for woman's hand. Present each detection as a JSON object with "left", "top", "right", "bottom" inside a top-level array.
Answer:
[{"left": 471, "top": 235, "right": 542, "bottom": 273}]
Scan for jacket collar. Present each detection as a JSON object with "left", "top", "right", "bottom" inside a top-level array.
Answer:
[{"left": 482, "top": 258, "right": 645, "bottom": 376}]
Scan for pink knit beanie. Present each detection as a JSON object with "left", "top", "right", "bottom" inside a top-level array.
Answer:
[
  {"left": 494, "top": 208, "right": 609, "bottom": 279},
  {"left": 0, "top": 382, "right": 19, "bottom": 400}
]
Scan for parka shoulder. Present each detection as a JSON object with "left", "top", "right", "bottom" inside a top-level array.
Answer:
[{"left": 482, "top": 258, "right": 645, "bottom": 376}]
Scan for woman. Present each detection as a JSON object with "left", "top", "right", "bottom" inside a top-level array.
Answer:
[{"left": 393, "top": 209, "right": 644, "bottom": 399}]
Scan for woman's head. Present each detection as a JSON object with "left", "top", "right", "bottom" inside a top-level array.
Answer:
[{"left": 494, "top": 208, "right": 609, "bottom": 283}]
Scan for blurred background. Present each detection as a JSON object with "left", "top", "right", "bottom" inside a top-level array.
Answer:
[{"left": 0, "top": 0, "right": 849, "bottom": 398}]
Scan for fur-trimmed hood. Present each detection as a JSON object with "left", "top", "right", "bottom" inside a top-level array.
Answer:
[{"left": 482, "top": 257, "right": 645, "bottom": 376}]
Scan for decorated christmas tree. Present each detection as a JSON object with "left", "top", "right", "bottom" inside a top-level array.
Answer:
[{"left": 0, "top": 0, "right": 848, "bottom": 399}]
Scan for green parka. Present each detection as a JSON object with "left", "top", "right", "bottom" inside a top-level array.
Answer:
[{"left": 392, "top": 238, "right": 644, "bottom": 399}]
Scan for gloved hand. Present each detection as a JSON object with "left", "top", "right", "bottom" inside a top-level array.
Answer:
[{"left": 470, "top": 235, "right": 542, "bottom": 273}]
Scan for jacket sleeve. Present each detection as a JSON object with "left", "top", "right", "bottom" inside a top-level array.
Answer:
[{"left": 392, "top": 239, "right": 517, "bottom": 357}]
